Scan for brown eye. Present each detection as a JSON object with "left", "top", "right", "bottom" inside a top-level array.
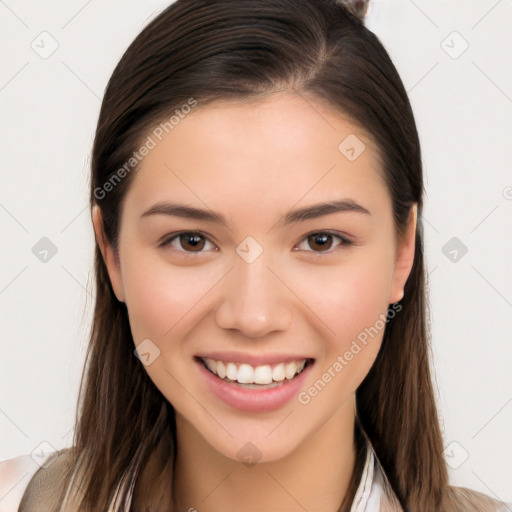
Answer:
[
  {"left": 178, "top": 233, "right": 206, "bottom": 252},
  {"left": 160, "top": 231, "right": 216, "bottom": 254},
  {"left": 296, "top": 231, "right": 353, "bottom": 254},
  {"left": 308, "top": 233, "right": 334, "bottom": 251}
]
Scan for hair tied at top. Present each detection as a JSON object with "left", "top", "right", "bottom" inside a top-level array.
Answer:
[{"left": 338, "top": 0, "right": 370, "bottom": 20}]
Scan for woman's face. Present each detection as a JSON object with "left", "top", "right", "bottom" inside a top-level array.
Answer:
[{"left": 95, "top": 92, "right": 416, "bottom": 463}]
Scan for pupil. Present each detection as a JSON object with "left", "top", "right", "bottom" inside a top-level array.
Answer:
[
  {"left": 310, "top": 234, "right": 332, "bottom": 251},
  {"left": 182, "top": 233, "right": 204, "bottom": 251}
]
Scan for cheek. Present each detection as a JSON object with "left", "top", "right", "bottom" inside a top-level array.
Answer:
[
  {"left": 299, "top": 252, "right": 394, "bottom": 346},
  {"left": 294, "top": 257, "right": 394, "bottom": 411},
  {"left": 121, "top": 255, "right": 214, "bottom": 342}
]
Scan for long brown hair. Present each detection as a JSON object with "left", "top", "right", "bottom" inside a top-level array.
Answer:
[{"left": 50, "top": 0, "right": 462, "bottom": 510}]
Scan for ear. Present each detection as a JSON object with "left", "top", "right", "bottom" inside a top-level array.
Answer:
[
  {"left": 92, "top": 205, "right": 126, "bottom": 303},
  {"left": 389, "top": 204, "right": 417, "bottom": 304}
]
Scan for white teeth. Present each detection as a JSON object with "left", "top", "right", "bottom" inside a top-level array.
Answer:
[
  {"left": 237, "top": 364, "right": 254, "bottom": 384},
  {"left": 204, "top": 358, "right": 217, "bottom": 373},
  {"left": 272, "top": 363, "right": 285, "bottom": 382},
  {"left": 201, "top": 358, "right": 308, "bottom": 385},
  {"left": 226, "top": 362, "right": 238, "bottom": 381},
  {"left": 216, "top": 361, "right": 226, "bottom": 379},
  {"left": 254, "top": 365, "right": 273, "bottom": 385},
  {"left": 285, "top": 362, "right": 298, "bottom": 380}
]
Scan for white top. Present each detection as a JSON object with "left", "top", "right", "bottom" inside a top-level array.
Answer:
[{"left": 1, "top": 442, "right": 510, "bottom": 511}]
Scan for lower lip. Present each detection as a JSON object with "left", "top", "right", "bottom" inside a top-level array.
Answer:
[{"left": 195, "top": 358, "right": 313, "bottom": 412}]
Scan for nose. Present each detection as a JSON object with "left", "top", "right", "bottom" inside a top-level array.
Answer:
[{"left": 214, "top": 251, "right": 293, "bottom": 339}]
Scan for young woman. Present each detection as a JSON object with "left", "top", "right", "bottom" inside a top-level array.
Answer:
[{"left": 1, "top": 0, "right": 510, "bottom": 510}]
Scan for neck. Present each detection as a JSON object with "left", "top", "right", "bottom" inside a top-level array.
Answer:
[{"left": 172, "top": 399, "right": 359, "bottom": 512}]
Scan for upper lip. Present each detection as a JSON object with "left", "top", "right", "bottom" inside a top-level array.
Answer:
[{"left": 195, "top": 351, "right": 314, "bottom": 366}]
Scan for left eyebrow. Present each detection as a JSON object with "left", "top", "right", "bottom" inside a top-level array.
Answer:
[
  {"left": 141, "top": 202, "right": 229, "bottom": 227},
  {"left": 278, "top": 199, "right": 371, "bottom": 227},
  {"left": 140, "top": 199, "right": 371, "bottom": 228}
]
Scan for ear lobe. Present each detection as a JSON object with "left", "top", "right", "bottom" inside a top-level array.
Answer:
[
  {"left": 92, "top": 205, "right": 126, "bottom": 303},
  {"left": 389, "top": 205, "right": 417, "bottom": 304}
]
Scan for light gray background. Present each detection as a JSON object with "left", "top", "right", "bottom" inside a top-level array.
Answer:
[{"left": 0, "top": 0, "right": 511, "bottom": 503}]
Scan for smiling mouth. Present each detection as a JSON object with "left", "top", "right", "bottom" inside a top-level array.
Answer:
[{"left": 197, "top": 357, "right": 314, "bottom": 389}]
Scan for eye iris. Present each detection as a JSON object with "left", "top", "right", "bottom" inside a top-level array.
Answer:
[
  {"left": 308, "top": 233, "right": 333, "bottom": 252},
  {"left": 180, "top": 233, "right": 205, "bottom": 251}
]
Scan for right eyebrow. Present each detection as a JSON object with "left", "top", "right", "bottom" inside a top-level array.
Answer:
[
  {"left": 278, "top": 199, "right": 371, "bottom": 227},
  {"left": 140, "top": 198, "right": 371, "bottom": 228}
]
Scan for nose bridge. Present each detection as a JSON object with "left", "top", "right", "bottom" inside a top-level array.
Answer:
[{"left": 214, "top": 238, "right": 293, "bottom": 337}]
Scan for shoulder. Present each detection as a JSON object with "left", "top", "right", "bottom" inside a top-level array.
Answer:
[
  {"left": 446, "top": 485, "right": 512, "bottom": 512},
  {"left": 375, "top": 482, "right": 511, "bottom": 512},
  {"left": 0, "top": 452, "right": 54, "bottom": 511},
  {"left": 0, "top": 449, "right": 73, "bottom": 512},
  {"left": 371, "top": 456, "right": 510, "bottom": 512}
]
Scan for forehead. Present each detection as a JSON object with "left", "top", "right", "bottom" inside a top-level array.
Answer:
[{"left": 123, "top": 92, "right": 389, "bottom": 222}]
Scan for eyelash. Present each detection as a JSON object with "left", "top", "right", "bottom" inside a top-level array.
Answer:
[{"left": 158, "top": 230, "right": 354, "bottom": 255}]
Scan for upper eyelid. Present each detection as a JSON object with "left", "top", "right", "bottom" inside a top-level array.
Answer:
[
  {"left": 159, "top": 231, "right": 217, "bottom": 251},
  {"left": 294, "top": 231, "right": 353, "bottom": 251},
  {"left": 160, "top": 230, "right": 352, "bottom": 252}
]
